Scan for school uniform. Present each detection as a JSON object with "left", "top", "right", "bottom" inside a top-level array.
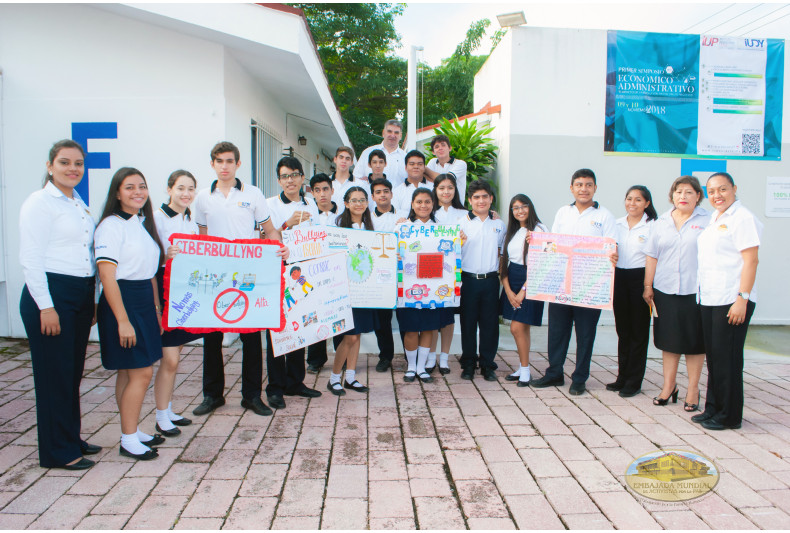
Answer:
[
  {"left": 95, "top": 211, "right": 163, "bottom": 370},
  {"left": 153, "top": 204, "right": 203, "bottom": 348},
  {"left": 643, "top": 207, "right": 710, "bottom": 354},
  {"left": 267, "top": 191, "right": 319, "bottom": 230},
  {"left": 697, "top": 201, "right": 762, "bottom": 427},
  {"left": 330, "top": 172, "right": 370, "bottom": 209},
  {"left": 354, "top": 144, "right": 407, "bottom": 183},
  {"left": 459, "top": 211, "right": 506, "bottom": 372},
  {"left": 396, "top": 219, "right": 443, "bottom": 333},
  {"left": 368, "top": 206, "right": 401, "bottom": 363},
  {"left": 392, "top": 178, "right": 433, "bottom": 215},
  {"left": 193, "top": 178, "right": 271, "bottom": 402},
  {"left": 435, "top": 206, "right": 468, "bottom": 327},
  {"left": 427, "top": 157, "right": 468, "bottom": 202},
  {"left": 19, "top": 182, "right": 96, "bottom": 468},
  {"left": 338, "top": 222, "right": 381, "bottom": 336},
  {"left": 315, "top": 202, "right": 343, "bottom": 226},
  {"left": 500, "top": 224, "right": 548, "bottom": 326},
  {"left": 543, "top": 201, "right": 616, "bottom": 385},
  {"left": 612, "top": 214, "right": 654, "bottom": 391}
]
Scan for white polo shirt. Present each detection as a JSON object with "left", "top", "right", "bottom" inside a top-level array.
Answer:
[
  {"left": 460, "top": 211, "right": 506, "bottom": 275},
  {"left": 697, "top": 201, "right": 762, "bottom": 306},
  {"left": 19, "top": 183, "right": 96, "bottom": 309},
  {"left": 427, "top": 157, "right": 468, "bottom": 201},
  {"left": 316, "top": 202, "right": 342, "bottom": 227},
  {"left": 266, "top": 192, "right": 319, "bottom": 230},
  {"left": 615, "top": 213, "right": 654, "bottom": 269},
  {"left": 644, "top": 207, "right": 709, "bottom": 296},
  {"left": 393, "top": 178, "right": 434, "bottom": 214},
  {"left": 372, "top": 205, "right": 401, "bottom": 232},
  {"left": 193, "top": 178, "right": 270, "bottom": 239},
  {"left": 434, "top": 205, "right": 467, "bottom": 225},
  {"left": 330, "top": 172, "right": 370, "bottom": 208},
  {"left": 551, "top": 201, "right": 617, "bottom": 239},
  {"left": 154, "top": 204, "right": 198, "bottom": 252},
  {"left": 95, "top": 212, "right": 160, "bottom": 280},
  {"left": 354, "top": 144, "right": 407, "bottom": 183},
  {"left": 506, "top": 223, "right": 549, "bottom": 266}
]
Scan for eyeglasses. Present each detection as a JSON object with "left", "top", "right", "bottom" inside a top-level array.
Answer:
[
  {"left": 348, "top": 198, "right": 368, "bottom": 205},
  {"left": 278, "top": 172, "right": 302, "bottom": 181},
  {"left": 511, "top": 205, "right": 529, "bottom": 212}
]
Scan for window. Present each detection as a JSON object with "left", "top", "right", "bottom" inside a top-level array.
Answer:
[{"left": 251, "top": 121, "right": 282, "bottom": 197}]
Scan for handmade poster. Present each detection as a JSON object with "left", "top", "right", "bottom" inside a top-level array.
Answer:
[
  {"left": 525, "top": 232, "right": 616, "bottom": 310},
  {"left": 270, "top": 253, "right": 354, "bottom": 356},
  {"left": 282, "top": 226, "right": 398, "bottom": 309},
  {"left": 396, "top": 224, "right": 461, "bottom": 309},
  {"left": 162, "top": 234, "right": 285, "bottom": 333}
]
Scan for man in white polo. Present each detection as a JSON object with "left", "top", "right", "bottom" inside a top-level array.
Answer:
[
  {"left": 424, "top": 134, "right": 468, "bottom": 202},
  {"left": 354, "top": 119, "right": 407, "bottom": 184}
]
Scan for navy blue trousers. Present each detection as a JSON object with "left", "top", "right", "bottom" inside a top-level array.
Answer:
[
  {"left": 203, "top": 331, "right": 263, "bottom": 401},
  {"left": 265, "top": 331, "right": 306, "bottom": 397},
  {"left": 459, "top": 275, "right": 500, "bottom": 371},
  {"left": 545, "top": 303, "right": 601, "bottom": 384}
]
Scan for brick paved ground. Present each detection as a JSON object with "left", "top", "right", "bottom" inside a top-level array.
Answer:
[{"left": 1, "top": 328, "right": 789, "bottom": 530}]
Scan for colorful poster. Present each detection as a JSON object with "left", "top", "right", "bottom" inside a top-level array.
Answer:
[
  {"left": 604, "top": 30, "right": 783, "bottom": 160},
  {"left": 396, "top": 224, "right": 461, "bottom": 309},
  {"left": 163, "top": 234, "right": 284, "bottom": 333},
  {"left": 270, "top": 253, "right": 354, "bottom": 356},
  {"left": 525, "top": 232, "right": 615, "bottom": 310},
  {"left": 282, "top": 226, "right": 398, "bottom": 309}
]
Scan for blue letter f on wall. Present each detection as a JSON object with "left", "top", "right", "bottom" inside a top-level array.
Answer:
[{"left": 72, "top": 122, "right": 118, "bottom": 205}]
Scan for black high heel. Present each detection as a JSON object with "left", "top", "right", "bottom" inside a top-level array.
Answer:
[
  {"left": 653, "top": 385, "right": 679, "bottom": 406},
  {"left": 684, "top": 389, "right": 700, "bottom": 412}
]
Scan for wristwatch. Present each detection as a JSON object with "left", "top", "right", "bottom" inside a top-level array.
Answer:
[{"left": 738, "top": 292, "right": 750, "bottom": 300}]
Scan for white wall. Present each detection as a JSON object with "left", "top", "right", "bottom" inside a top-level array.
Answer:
[{"left": 476, "top": 26, "right": 790, "bottom": 324}]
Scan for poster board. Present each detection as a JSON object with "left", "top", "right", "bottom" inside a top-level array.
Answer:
[
  {"left": 396, "top": 224, "right": 461, "bottom": 309},
  {"left": 163, "top": 234, "right": 285, "bottom": 333},
  {"left": 270, "top": 253, "right": 354, "bottom": 356},
  {"left": 282, "top": 226, "right": 398, "bottom": 309},
  {"left": 525, "top": 232, "right": 615, "bottom": 310}
]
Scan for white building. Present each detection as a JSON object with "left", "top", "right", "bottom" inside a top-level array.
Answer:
[
  {"left": 475, "top": 27, "right": 789, "bottom": 324},
  {"left": 0, "top": 3, "right": 350, "bottom": 337}
]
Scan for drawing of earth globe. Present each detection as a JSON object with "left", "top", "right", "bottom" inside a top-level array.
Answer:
[{"left": 347, "top": 248, "right": 374, "bottom": 283}]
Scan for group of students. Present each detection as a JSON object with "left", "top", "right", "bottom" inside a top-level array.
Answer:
[{"left": 18, "top": 130, "right": 761, "bottom": 470}]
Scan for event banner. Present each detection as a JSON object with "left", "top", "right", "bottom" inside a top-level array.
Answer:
[
  {"left": 525, "top": 232, "right": 615, "bottom": 310},
  {"left": 604, "top": 30, "right": 784, "bottom": 160},
  {"left": 270, "top": 253, "right": 354, "bottom": 356},
  {"left": 396, "top": 224, "right": 461, "bottom": 309},
  {"left": 162, "top": 234, "right": 285, "bottom": 333},
  {"left": 282, "top": 226, "right": 398, "bottom": 309}
]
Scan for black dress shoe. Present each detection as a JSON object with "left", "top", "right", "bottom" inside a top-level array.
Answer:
[
  {"left": 605, "top": 381, "right": 624, "bottom": 391},
  {"left": 306, "top": 364, "right": 323, "bottom": 374},
  {"left": 691, "top": 411, "right": 714, "bottom": 424},
  {"left": 120, "top": 445, "right": 158, "bottom": 461},
  {"left": 505, "top": 373, "right": 520, "bottom": 382},
  {"left": 531, "top": 375, "right": 564, "bottom": 388},
  {"left": 344, "top": 380, "right": 369, "bottom": 392},
  {"left": 155, "top": 423, "right": 181, "bottom": 437},
  {"left": 701, "top": 418, "right": 741, "bottom": 431},
  {"left": 375, "top": 359, "right": 392, "bottom": 373},
  {"left": 140, "top": 434, "right": 166, "bottom": 446},
  {"left": 57, "top": 457, "right": 95, "bottom": 470},
  {"left": 265, "top": 395, "right": 286, "bottom": 410},
  {"left": 618, "top": 388, "right": 641, "bottom": 398},
  {"left": 418, "top": 372, "right": 434, "bottom": 384},
  {"left": 438, "top": 366, "right": 451, "bottom": 375},
  {"left": 284, "top": 385, "right": 322, "bottom": 398},
  {"left": 403, "top": 371, "right": 416, "bottom": 383},
  {"left": 241, "top": 397, "right": 274, "bottom": 416},
  {"left": 327, "top": 380, "right": 346, "bottom": 396},
  {"left": 460, "top": 368, "right": 475, "bottom": 380},
  {"left": 569, "top": 382, "right": 586, "bottom": 396},
  {"left": 517, "top": 379, "right": 531, "bottom": 387},
  {"left": 481, "top": 368, "right": 498, "bottom": 382},
  {"left": 80, "top": 442, "right": 102, "bottom": 455},
  {"left": 171, "top": 416, "right": 192, "bottom": 427},
  {"left": 425, "top": 365, "right": 436, "bottom": 375},
  {"left": 193, "top": 396, "right": 225, "bottom": 416}
]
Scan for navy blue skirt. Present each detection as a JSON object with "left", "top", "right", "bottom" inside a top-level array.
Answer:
[
  {"left": 500, "top": 263, "right": 545, "bottom": 326},
  {"left": 342, "top": 307, "right": 380, "bottom": 336},
  {"left": 439, "top": 307, "right": 456, "bottom": 328},
  {"left": 157, "top": 267, "right": 203, "bottom": 348},
  {"left": 396, "top": 307, "right": 441, "bottom": 333},
  {"left": 98, "top": 279, "right": 163, "bottom": 370}
]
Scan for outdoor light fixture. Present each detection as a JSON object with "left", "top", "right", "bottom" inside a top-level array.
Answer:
[
  {"left": 496, "top": 11, "right": 526, "bottom": 28},
  {"left": 298, "top": 135, "right": 307, "bottom": 146}
]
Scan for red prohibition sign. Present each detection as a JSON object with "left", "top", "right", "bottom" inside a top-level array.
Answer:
[{"left": 213, "top": 288, "right": 249, "bottom": 324}]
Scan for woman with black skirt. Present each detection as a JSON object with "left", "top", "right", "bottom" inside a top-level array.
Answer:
[
  {"left": 608, "top": 186, "right": 657, "bottom": 397},
  {"left": 643, "top": 176, "right": 710, "bottom": 411},
  {"left": 19, "top": 139, "right": 101, "bottom": 470},
  {"left": 95, "top": 167, "right": 165, "bottom": 460},
  {"left": 500, "top": 194, "right": 547, "bottom": 387}
]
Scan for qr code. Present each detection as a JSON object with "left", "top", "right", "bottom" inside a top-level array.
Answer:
[{"left": 742, "top": 133, "right": 762, "bottom": 154}]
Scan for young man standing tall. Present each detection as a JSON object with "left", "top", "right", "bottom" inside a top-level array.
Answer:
[
  {"left": 392, "top": 150, "right": 433, "bottom": 214},
  {"left": 331, "top": 146, "right": 369, "bottom": 206},
  {"left": 354, "top": 119, "right": 407, "bottom": 184},
  {"left": 424, "top": 134, "right": 468, "bottom": 202}
]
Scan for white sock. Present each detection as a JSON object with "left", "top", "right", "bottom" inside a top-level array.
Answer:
[
  {"left": 426, "top": 351, "right": 437, "bottom": 368},
  {"left": 167, "top": 402, "right": 184, "bottom": 422},
  {"left": 520, "top": 366, "right": 531, "bottom": 382},
  {"left": 345, "top": 369, "right": 356, "bottom": 385},
  {"left": 405, "top": 349, "right": 417, "bottom": 373},
  {"left": 156, "top": 409, "right": 176, "bottom": 431},
  {"left": 510, "top": 365, "right": 522, "bottom": 378},
  {"left": 439, "top": 353, "right": 449, "bottom": 367},
  {"left": 137, "top": 428, "right": 154, "bottom": 442},
  {"left": 330, "top": 372, "right": 342, "bottom": 385},
  {"left": 416, "top": 346, "right": 429, "bottom": 374},
  {"left": 121, "top": 433, "right": 151, "bottom": 454}
]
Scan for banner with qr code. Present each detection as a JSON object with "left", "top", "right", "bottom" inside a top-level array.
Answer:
[{"left": 604, "top": 30, "right": 783, "bottom": 160}]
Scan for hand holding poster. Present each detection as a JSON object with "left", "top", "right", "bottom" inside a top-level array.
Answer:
[
  {"left": 396, "top": 224, "right": 461, "bottom": 309},
  {"left": 163, "top": 234, "right": 285, "bottom": 333},
  {"left": 525, "top": 232, "right": 615, "bottom": 310}
]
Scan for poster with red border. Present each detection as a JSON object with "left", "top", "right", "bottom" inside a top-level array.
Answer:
[{"left": 162, "top": 234, "right": 285, "bottom": 333}]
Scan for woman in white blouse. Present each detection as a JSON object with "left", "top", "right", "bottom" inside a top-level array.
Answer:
[
  {"left": 608, "top": 186, "right": 657, "bottom": 397},
  {"left": 19, "top": 140, "right": 101, "bottom": 470},
  {"left": 693, "top": 172, "right": 761, "bottom": 431}
]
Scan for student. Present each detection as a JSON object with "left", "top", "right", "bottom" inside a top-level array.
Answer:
[
  {"left": 424, "top": 135, "right": 468, "bottom": 201},
  {"left": 327, "top": 187, "right": 379, "bottom": 395},
  {"left": 310, "top": 173, "right": 343, "bottom": 227},
  {"left": 192, "top": 141, "right": 287, "bottom": 418},
  {"left": 429, "top": 174, "right": 468, "bottom": 374},
  {"left": 397, "top": 188, "right": 442, "bottom": 383},
  {"left": 368, "top": 149, "right": 388, "bottom": 182},
  {"left": 95, "top": 167, "right": 165, "bottom": 460},
  {"left": 19, "top": 139, "right": 101, "bottom": 470},
  {"left": 392, "top": 150, "right": 433, "bottom": 214},
  {"left": 152, "top": 170, "right": 203, "bottom": 436},
  {"left": 354, "top": 119, "right": 407, "bottom": 183},
  {"left": 459, "top": 180, "right": 506, "bottom": 381},
  {"left": 331, "top": 146, "right": 369, "bottom": 206},
  {"left": 370, "top": 177, "right": 400, "bottom": 373},
  {"left": 532, "top": 169, "right": 617, "bottom": 395},
  {"left": 264, "top": 157, "right": 322, "bottom": 410},
  {"left": 609, "top": 186, "right": 657, "bottom": 398},
  {"left": 500, "top": 194, "right": 548, "bottom": 387}
]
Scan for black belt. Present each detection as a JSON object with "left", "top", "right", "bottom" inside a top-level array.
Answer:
[{"left": 462, "top": 271, "right": 498, "bottom": 279}]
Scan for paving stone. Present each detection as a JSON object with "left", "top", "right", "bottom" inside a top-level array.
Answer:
[
  {"left": 0, "top": 513, "right": 36, "bottom": 529},
  {"left": 528, "top": 414, "right": 573, "bottom": 435},
  {"left": 270, "top": 515, "right": 320, "bottom": 529},
  {"left": 239, "top": 463, "right": 288, "bottom": 497},
  {"left": 125, "top": 495, "right": 188, "bottom": 530},
  {"left": 91, "top": 477, "right": 158, "bottom": 515},
  {"left": 689, "top": 493, "right": 760, "bottom": 530},
  {"left": 561, "top": 512, "right": 615, "bottom": 529},
  {"left": 326, "top": 464, "right": 367, "bottom": 498},
  {"left": 545, "top": 435, "right": 594, "bottom": 461},
  {"left": 181, "top": 479, "right": 241, "bottom": 518},
  {"left": 152, "top": 463, "right": 209, "bottom": 496},
  {"left": 3, "top": 475, "right": 77, "bottom": 514},
  {"left": 505, "top": 494, "right": 566, "bottom": 529},
  {"left": 28, "top": 494, "right": 99, "bottom": 529},
  {"left": 519, "top": 448, "right": 570, "bottom": 478},
  {"left": 332, "top": 438, "right": 368, "bottom": 464},
  {"left": 465, "top": 415, "right": 506, "bottom": 436},
  {"left": 254, "top": 437, "right": 298, "bottom": 463},
  {"left": 740, "top": 506, "right": 790, "bottom": 529},
  {"left": 68, "top": 461, "right": 133, "bottom": 495},
  {"left": 476, "top": 435, "right": 521, "bottom": 463},
  {"left": 718, "top": 457, "right": 786, "bottom": 491},
  {"left": 653, "top": 510, "right": 712, "bottom": 530},
  {"left": 467, "top": 517, "right": 517, "bottom": 529},
  {"left": 223, "top": 496, "right": 277, "bottom": 529},
  {"left": 368, "top": 427, "right": 404, "bottom": 451},
  {"left": 320, "top": 497, "right": 368, "bottom": 529},
  {"left": 590, "top": 490, "right": 661, "bottom": 529},
  {"left": 205, "top": 448, "right": 254, "bottom": 479},
  {"left": 276, "top": 479, "right": 326, "bottom": 516},
  {"left": 75, "top": 514, "right": 130, "bottom": 529},
  {"left": 369, "top": 451, "right": 408, "bottom": 481},
  {"left": 224, "top": 426, "right": 266, "bottom": 450},
  {"left": 369, "top": 480, "right": 412, "bottom": 518},
  {"left": 369, "top": 517, "right": 416, "bottom": 529},
  {"left": 538, "top": 476, "right": 599, "bottom": 515},
  {"left": 404, "top": 437, "right": 443, "bottom": 464},
  {"left": 180, "top": 436, "right": 226, "bottom": 463},
  {"left": 289, "top": 449, "right": 330, "bottom": 479},
  {"left": 413, "top": 496, "right": 466, "bottom": 530},
  {"left": 173, "top": 517, "right": 225, "bottom": 529}
]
